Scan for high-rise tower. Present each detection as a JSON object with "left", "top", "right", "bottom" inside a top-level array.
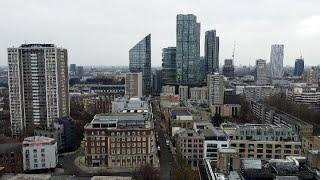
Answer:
[
  {"left": 205, "top": 30, "right": 219, "bottom": 74},
  {"left": 176, "top": 14, "right": 200, "bottom": 84},
  {"left": 162, "top": 47, "right": 176, "bottom": 84},
  {"left": 294, "top": 58, "right": 304, "bottom": 76},
  {"left": 7, "top": 44, "right": 69, "bottom": 137},
  {"left": 270, "top": 44, "right": 284, "bottom": 78},
  {"left": 129, "top": 34, "right": 151, "bottom": 96}
]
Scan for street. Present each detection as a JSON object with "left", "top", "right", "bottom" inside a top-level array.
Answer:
[{"left": 152, "top": 99, "right": 173, "bottom": 180}]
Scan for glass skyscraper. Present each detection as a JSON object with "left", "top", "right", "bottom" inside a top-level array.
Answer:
[
  {"left": 176, "top": 14, "right": 200, "bottom": 84},
  {"left": 294, "top": 58, "right": 304, "bottom": 76},
  {"left": 270, "top": 44, "right": 284, "bottom": 78},
  {"left": 205, "top": 30, "right": 219, "bottom": 74},
  {"left": 129, "top": 34, "right": 151, "bottom": 96},
  {"left": 162, "top": 47, "right": 176, "bottom": 84}
]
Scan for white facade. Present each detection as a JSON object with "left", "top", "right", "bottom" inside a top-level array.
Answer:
[
  {"left": 244, "top": 85, "right": 280, "bottom": 102},
  {"left": 189, "top": 86, "right": 208, "bottom": 105},
  {"left": 270, "top": 44, "right": 284, "bottom": 78},
  {"left": 162, "top": 85, "right": 176, "bottom": 95},
  {"left": 22, "top": 136, "right": 58, "bottom": 171},
  {"left": 207, "top": 73, "right": 224, "bottom": 105},
  {"left": 178, "top": 85, "right": 189, "bottom": 101},
  {"left": 8, "top": 44, "right": 69, "bottom": 137}
]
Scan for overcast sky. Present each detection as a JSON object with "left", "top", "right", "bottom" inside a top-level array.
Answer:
[{"left": 0, "top": 0, "right": 319, "bottom": 67}]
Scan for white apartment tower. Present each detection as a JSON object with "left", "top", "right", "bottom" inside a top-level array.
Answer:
[
  {"left": 207, "top": 73, "right": 224, "bottom": 106},
  {"left": 7, "top": 44, "right": 69, "bottom": 138},
  {"left": 270, "top": 44, "right": 284, "bottom": 78}
]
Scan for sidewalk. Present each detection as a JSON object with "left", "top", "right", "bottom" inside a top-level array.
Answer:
[{"left": 74, "top": 155, "right": 160, "bottom": 174}]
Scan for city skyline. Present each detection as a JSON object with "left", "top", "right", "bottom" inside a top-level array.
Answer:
[{"left": 0, "top": 0, "right": 320, "bottom": 67}]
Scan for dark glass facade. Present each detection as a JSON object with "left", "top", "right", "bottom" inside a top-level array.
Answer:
[{"left": 129, "top": 34, "right": 151, "bottom": 96}]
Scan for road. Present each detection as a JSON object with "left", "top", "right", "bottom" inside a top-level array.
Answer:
[{"left": 152, "top": 99, "right": 173, "bottom": 180}]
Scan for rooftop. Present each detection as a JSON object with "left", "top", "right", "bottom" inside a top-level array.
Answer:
[
  {"left": 23, "top": 136, "right": 56, "bottom": 145},
  {"left": 170, "top": 108, "right": 192, "bottom": 116}
]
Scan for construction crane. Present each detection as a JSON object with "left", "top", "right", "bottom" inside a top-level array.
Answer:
[{"left": 232, "top": 41, "right": 236, "bottom": 61}]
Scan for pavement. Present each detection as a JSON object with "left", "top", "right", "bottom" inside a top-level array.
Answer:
[{"left": 152, "top": 99, "right": 173, "bottom": 180}]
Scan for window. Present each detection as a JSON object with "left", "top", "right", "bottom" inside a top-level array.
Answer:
[{"left": 41, "top": 149, "right": 45, "bottom": 153}]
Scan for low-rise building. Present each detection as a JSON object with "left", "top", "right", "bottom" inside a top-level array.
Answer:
[
  {"left": 83, "top": 95, "right": 114, "bottom": 114},
  {"left": 0, "top": 143, "right": 23, "bottom": 173},
  {"left": 250, "top": 101, "right": 314, "bottom": 137},
  {"left": 22, "top": 136, "right": 58, "bottom": 171},
  {"left": 169, "top": 108, "right": 193, "bottom": 136},
  {"left": 222, "top": 124, "right": 301, "bottom": 160},
  {"left": 217, "top": 148, "right": 240, "bottom": 174},
  {"left": 194, "top": 122, "right": 230, "bottom": 162},
  {"left": 287, "top": 86, "right": 320, "bottom": 105},
  {"left": 162, "top": 85, "right": 176, "bottom": 95},
  {"left": 244, "top": 85, "right": 280, "bottom": 102},
  {"left": 189, "top": 86, "right": 208, "bottom": 105},
  {"left": 178, "top": 85, "right": 189, "bottom": 101},
  {"left": 176, "top": 129, "right": 204, "bottom": 169},
  {"left": 112, "top": 97, "right": 150, "bottom": 113},
  {"left": 83, "top": 113, "right": 156, "bottom": 169}
]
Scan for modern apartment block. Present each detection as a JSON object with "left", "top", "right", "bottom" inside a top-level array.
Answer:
[
  {"left": 83, "top": 113, "right": 156, "bottom": 168},
  {"left": 176, "top": 14, "right": 200, "bottom": 84},
  {"left": 193, "top": 122, "right": 230, "bottom": 163},
  {"left": 207, "top": 73, "right": 224, "bottom": 106},
  {"left": 243, "top": 85, "right": 280, "bottom": 102},
  {"left": 129, "top": 34, "right": 151, "bottom": 96},
  {"left": 205, "top": 30, "right": 219, "bottom": 74},
  {"left": 7, "top": 44, "right": 69, "bottom": 138},
  {"left": 125, "top": 72, "right": 143, "bottom": 98},
  {"left": 255, "top": 59, "right": 268, "bottom": 85},
  {"left": 222, "top": 123, "right": 301, "bottom": 160},
  {"left": 287, "top": 86, "right": 320, "bottom": 105},
  {"left": 176, "top": 129, "right": 204, "bottom": 169},
  {"left": 270, "top": 44, "right": 284, "bottom": 78},
  {"left": 162, "top": 47, "right": 176, "bottom": 84},
  {"left": 250, "top": 101, "right": 314, "bottom": 137},
  {"left": 22, "top": 136, "right": 58, "bottom": 171}
]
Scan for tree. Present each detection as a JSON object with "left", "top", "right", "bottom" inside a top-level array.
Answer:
[
  {"left": 133, "top": 164, "right": 160, "bottom": 180},
  {"left": 172, "top": 154, "right": 198, "bottom": 180}
]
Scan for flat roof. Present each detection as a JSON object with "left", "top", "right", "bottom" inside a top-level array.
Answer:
[
  {"left": 170, "top": 108, "right": 192, "bottom": 116},
  {"left": 23, "top": 136, "right": 56, "bottom": 145}
]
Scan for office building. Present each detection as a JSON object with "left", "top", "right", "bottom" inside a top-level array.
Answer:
[
  {"left": 129, "top": 34, "right": 151, "bottom": 96},
  {"left": 255, "top": 59, "right": 268, "bottom": 85},
  {"left": 161, "top": 85, "right": 176, "bottom": 95},
  {"left": 111, "top": 97, "right": 150, "bottom": 113},
  {"left": 199, "top": 56, "right": 206, "bottom": 82},
  {"left": 176, "top": 14, "right": 200, "bottom": 84},
  {"left": 189, "top": 86, "right": 208, "bottom": 105},
  {"left": 125, "top": 72, "right": 143, "bottom": 98},
  {"left": 205, "top": 30, "right": 219, "bottom": 74},
  {"left": 7, "top": 44, "right": 69, "bottom": 138},
  {"left": 270, "top": 44, "right": 284, "bottom": 78},
  {"left": 152, "top": 70, "right": 162, "bottom": 96},
  {"left": 83, "top": 113, "right": 156, "bottom": 168},
  {"left": 222, "top": 59, "right": 234, "bottom": 78},
  {"left": 294, "top": 58, "right": 304, "bottom": 76},
  {"left": 207, "top": 73, "right": 224, "bottom": 106},
  {"left": 22, "top": 136, "right": 58, "bottom": 171},
  {"left": 69, "top": 64, "right": 76, "bottom": 74},
  {"left": 76, "top": 66, "right": 84, "bottom": 77},
  {"left": 162, "top": 47, "right": 176, "bottom": 84}
]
